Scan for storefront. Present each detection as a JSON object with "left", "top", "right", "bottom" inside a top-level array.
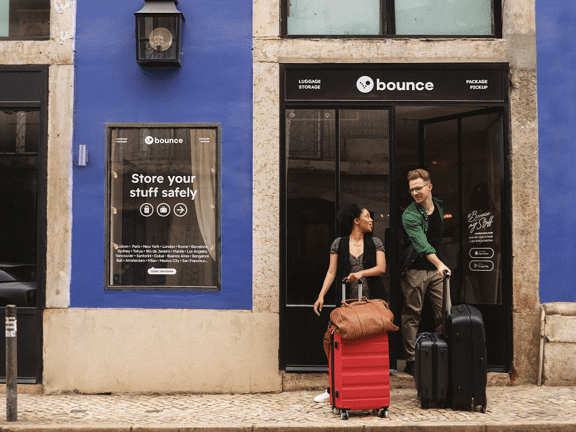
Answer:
[{"left": 280, "top": 63, "right": 513, "bottom": 373}]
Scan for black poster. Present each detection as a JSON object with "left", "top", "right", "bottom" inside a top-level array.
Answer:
[{"left": 106, "top": 124, "right": 220, "bottom": 291}]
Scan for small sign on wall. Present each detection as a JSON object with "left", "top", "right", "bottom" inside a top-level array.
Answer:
[{"left": 105, "top": 124, "right": 220, "bottom": 291}]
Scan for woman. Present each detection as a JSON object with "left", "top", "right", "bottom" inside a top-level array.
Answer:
[{"left": 313, "top": 202, "right": 386, "bottom": 403}]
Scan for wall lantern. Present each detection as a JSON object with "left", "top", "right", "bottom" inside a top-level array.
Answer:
[{"left": 135, "top": 0, "right": 185, "bottom": 67}]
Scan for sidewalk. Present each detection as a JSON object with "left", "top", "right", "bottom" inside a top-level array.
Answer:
[{"left": 0, "top": 384, "right": 575, "bottom": 431}]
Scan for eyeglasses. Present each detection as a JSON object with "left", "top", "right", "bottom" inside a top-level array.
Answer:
[{"left": 409, "top": 183, "right": 430, "bottom": 194}]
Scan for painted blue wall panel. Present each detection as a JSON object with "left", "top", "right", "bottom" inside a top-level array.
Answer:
[
  {"left": 71, "top": 1, "right": 253, "bottom": 309},
  {"left": 537, "top": 1, "right": 576, "bottom": 302}
]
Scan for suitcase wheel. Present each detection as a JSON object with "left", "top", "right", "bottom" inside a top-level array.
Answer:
[
  {"left": 478, "top": 406, "right": 487, "bottom": 414},
  {"left": 341, "top": 411, "right": 349, "bottom": 420},
  {"left": 332, "top": 407, "right": 340, "bottom": 415},
  {"left": 379, "top": 408, "right": 389, "bottom": 418}
]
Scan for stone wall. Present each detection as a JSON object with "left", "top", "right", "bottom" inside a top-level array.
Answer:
[{"left": 542, "top": 303, "right": 576, "bottom": 386}]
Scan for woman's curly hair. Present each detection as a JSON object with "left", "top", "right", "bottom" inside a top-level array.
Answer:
[{"left": 336, "top": 202, "right": 363, "bottom": 232}]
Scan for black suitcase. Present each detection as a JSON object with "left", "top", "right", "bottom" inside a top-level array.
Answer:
[
  {"left": 415, "top": 274, "right": 450, "bottom": 409},
  {"left": 446, "top": 303, "right": 487, "bottom": 412},
  {"left": 415, "top": 331, "right": 449, "bottom": 408}
]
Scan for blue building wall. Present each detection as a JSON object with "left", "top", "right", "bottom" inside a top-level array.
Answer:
[
  {"left": 537, "top": 1, "right": 576, "bottom": 303},
  {"left": 71, "top": 0, "right": 253, "bottom": 309}
]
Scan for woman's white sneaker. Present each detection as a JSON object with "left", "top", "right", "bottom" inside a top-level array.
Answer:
[{"left": 314, "top": 390, "right": 330, "bottom": 403}]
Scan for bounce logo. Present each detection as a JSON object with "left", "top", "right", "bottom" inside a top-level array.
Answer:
[
  {"left": 143, "top": 136, "right": 185, "bottom": 145},
  {"left": 356, "top": 76, "right": 374, "bottom": 93},
  {"left": 356, "top": 76, "right": 435, "bottom": 93}
]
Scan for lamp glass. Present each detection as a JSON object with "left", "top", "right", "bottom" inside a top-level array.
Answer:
[{"left": 136, "top": 15, "right": 181, "bottom": 64}]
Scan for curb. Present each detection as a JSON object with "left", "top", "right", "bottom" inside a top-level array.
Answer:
[{"left": 1, "top": 423, "right": 575, "bottom": 432}]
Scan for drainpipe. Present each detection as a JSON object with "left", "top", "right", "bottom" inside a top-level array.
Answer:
[{"left": 537, "top": 305, "right": 546, "bottom": 386}]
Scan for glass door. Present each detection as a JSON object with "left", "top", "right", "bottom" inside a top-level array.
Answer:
[
  {"left": 281, "top": 108, "right": 391, "bottom": 371},
  {"left": 0, "top": 109, "right": 42, "bottom": 382},
  {"left": 0, "top": 67, "right": 47, "bottom": 383},
  {"left": 418, "top": 108, "right": 512, "bottom": 371}
]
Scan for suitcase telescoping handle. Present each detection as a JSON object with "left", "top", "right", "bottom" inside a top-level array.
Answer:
[
  {"left": 341, "top": 277, "right": 363, "bottom": 304},
  {"left": 442, "top": 270, "right": 450, "bottom": 338}
]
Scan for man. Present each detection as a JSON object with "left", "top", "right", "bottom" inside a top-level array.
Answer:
[{"left": 399, "top": 169, "right": 450, "bottom": 377}]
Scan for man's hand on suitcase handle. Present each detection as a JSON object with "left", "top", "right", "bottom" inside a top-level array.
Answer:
[{"left": 438, "top": 263, "right": 450, "bottom": 278}]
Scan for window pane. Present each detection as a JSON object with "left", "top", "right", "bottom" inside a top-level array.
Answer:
[
  {"left": 0, "top": 1, "right": 8, "bottom": 37},
  {"left": 422, "top": 119, "right": 461, "bottom": 284},
  {"left": 0, "top": 111, "right": 39, "bottom": 299},
  {"left": 339, "top": 110, "right": 390, "bottom": 301},
  {"left": 287, "top": 0, "right": 382, "bottom": 36},
  {"left": 285, "top": 109, "right": 336, "bottom": 305},
  {"left": 0, "top": 111, "right": 40, "bottom": 154},
  {"left": 395, "top": 0, "right": 493, "bottom": 35},
  {"left": 461, "top": 113, "right": 502, "bottom": 305},
  {"left": 108, "top": 126, "right": 219, "bottom": 290},
  {"left": 0, "top": 0, "right": 50, "bottom": 40}
]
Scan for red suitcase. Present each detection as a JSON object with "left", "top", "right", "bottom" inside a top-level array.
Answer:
[
  {"left": 329, "top": 330, "right": 390, "bottom": 419},
  {"left": 328, "top": 278, "right": 390, "bottom": 420}
]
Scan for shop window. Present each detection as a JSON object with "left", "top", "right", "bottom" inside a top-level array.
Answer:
[
  {"left": 106, "top": 124, "right": 220, "bottom": 291},
  {"left": 0, "top": 109, "right": 39, "bottom": 304},
  {"left": 283, "top": 0, "right": 499, "bottom": 37},
  {"left": 0, "top": 0, "right": 50, "bottom": 40}
]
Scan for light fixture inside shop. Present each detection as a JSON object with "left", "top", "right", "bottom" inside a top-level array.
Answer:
[{"left": 135, "top": 0, "right": 185, "bottom": 67}]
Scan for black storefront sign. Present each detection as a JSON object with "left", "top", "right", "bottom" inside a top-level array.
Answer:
[{"left": 284, "top": 65, "right": 506, "bottom": 102}]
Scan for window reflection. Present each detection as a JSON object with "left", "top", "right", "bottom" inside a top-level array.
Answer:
[
  {"left": 285, "top": 109, "right": 390, "bottom": 305},
  {"left": 0, "top": 0, "right": 50, "bottom": 40}
]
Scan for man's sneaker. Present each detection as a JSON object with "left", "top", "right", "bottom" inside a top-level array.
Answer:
[
  {"left": 314, "top": 390, "right": 330, "bottom": 403},
  {"left": 404, "top": 360, "right": 415, "bottom": 377}
]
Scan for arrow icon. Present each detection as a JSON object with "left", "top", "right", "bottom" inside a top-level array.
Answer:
[{"left": 174, "top": 203, "right": 188, "bottom": 217}]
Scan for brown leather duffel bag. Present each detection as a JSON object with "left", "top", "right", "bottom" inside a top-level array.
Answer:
[{"left": 330, "top": 297, "right": 399, "bottom": 339}]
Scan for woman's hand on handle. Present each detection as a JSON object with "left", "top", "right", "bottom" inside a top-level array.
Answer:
[
  {"left": 313, "top": 296, "right": 324, "bottom": 316},
  {"left": 346, "top": 272, "right": 363, "bottom": 283}
]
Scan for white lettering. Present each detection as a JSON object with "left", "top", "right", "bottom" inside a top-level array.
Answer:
[
  {"left": 375, "top": 79, "right": 433, "bottom": 92},
  {"left": 161, "top": 188, "right": 197, "bottom": 200},
  {"left": 131, "top": 174, "right": 164, "bottom": 184},
  {"left": 168, "top": 175, "right": 196, "bottom": 186},
  {"left": 154, "top": 138, "right": 184, "bottom": 144}
]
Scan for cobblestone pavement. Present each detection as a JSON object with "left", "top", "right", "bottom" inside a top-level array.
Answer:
[{"left": 0, "top": 385, "right": 575, "bottom": 430}]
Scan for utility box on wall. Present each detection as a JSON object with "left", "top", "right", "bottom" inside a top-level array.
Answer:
[{"left": 105, "top": 123, "right": 221, "bottom": 291}]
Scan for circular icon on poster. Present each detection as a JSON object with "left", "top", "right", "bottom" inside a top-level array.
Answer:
[
  {"left": 356, "top": 76, "right": 374, "bottom": 93},
  {"left": 145, "top": 136, "right": 154, "bottom": 145},
  {"left": 157, "top": 203, "right": 171, "bottom": 217},
  {"left": 140, "top": 203, "right": 154, "bottom": 217},
  {"left": 174, "top": 203, "right": 188, "bottom": 217}
]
